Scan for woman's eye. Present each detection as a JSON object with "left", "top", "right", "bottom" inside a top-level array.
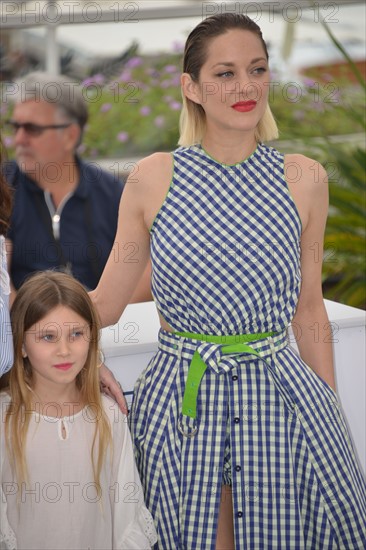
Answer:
[
  {"left": 217, "top": 71, "right": 234, "bottom": 78},
  {"left": 252, "top": 67, "right": 267, "bottom": 75}
]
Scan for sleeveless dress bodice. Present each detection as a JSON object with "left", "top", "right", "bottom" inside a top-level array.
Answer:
[{"left": 150, "top": 143, "right": 302, "bottom": 334}]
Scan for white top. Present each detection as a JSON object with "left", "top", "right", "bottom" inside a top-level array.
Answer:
[
  {"left": 0, "top": 236, "right": 13, "bottom": 376},
  {"left": 0, "top": 394, "right": 157, "bottom": 550}
]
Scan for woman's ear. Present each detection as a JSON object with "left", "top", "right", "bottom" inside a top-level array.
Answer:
[{"left": 181, "top": 73, "right": 201, "bottom": 105}]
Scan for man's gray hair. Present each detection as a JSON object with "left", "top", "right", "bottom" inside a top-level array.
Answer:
[{"left": 14, "top": 72, "right": 89, "bottom": 136}]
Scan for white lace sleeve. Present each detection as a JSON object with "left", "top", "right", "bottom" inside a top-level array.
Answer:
[
  {"left": 0, "top": 487, "right": 17, "bottom": 550},
  {"left": 0, "top": 409, "right": 17, "bottom": 550},
  {"left": 0, "top": 237, "right": 10, "bottom": 303},
  {"left": 107, "top": 399, "right": 158, "bottom": 549},
  {"left": 0, "top": 237, "right": 13, "bottom": 376}
]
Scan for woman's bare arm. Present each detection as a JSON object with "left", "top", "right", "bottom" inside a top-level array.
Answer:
[
  {"left": 287, "top": 155, "right": 335, "bottom": 391},
  {"left": 90, "top": 153, "right": 172, "bottom": 410},
  {"left": 91, "top": 162, "right": 151, "bottom": 327}
]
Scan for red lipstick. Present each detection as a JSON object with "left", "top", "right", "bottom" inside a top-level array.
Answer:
[
  {"left": 231, "top": 101, "right": 257, "bottom": 112},
  {"left": 54, "top": 363, "right": 73, "bottom": 371}
]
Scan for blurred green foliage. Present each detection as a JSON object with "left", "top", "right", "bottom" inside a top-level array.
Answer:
[
  {"left": 304, "top": 17, "right": 366, "bottom": 309},
  {"left": 319, "top": 145, "right": 366, "bottom": 308},
  {"left": 2, "top": 51, "right": 364, "bottom": 159}
]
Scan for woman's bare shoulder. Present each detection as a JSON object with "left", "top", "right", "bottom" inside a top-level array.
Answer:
[
  {"left": 285, "top": 153, "right": 328, "bottom": 186},
  {"left": 124, "top": 152, "right": 174, "bottom": 227},
  {"left": 136, "top": 152, "right": 173, "bottom": 182},
  {"left": 124, "top": 153, "right": 173, "bottom": 199}
]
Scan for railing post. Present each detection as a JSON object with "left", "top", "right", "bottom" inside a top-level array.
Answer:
[{"left": 45, "top": 0, "right": 60, "bottom": 74}]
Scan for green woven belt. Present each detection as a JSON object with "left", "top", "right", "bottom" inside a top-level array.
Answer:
[{"left": 175, "top": 331, "right": 276, "bottom": 419}]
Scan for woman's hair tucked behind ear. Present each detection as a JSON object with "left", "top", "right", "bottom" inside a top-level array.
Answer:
[
  {"left": 178, "top": 13, "right": 278, "bottom": 146},
  {"left": 5, "top": 271, "right": 111, "bottom": 496}
]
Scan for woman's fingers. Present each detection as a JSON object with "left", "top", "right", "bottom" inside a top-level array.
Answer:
[{"left": 99, "top": 363, "right": 129, "bottom": 415}]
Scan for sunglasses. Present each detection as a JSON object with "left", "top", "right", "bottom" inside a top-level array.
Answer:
[{"left": 5, "top": 120, "right": 72, "bottom": 137}]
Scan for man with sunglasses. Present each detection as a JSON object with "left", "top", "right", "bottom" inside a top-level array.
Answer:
[{"left": 4, "top": 72, "right": 150, "bottom": 305}]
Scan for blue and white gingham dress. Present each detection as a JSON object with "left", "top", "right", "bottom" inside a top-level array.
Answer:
[{"left": 130, "top": 144, "right": 366, "bottom": 549}]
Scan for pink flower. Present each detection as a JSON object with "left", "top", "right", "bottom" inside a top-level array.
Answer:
[
  {"left": 93, "top": 74, "right": 105, "bottom": 85},
  {"left": 117, "top": 132, "right": 129, "bottom": 143},
  {"left": 170, "top": 75, "right": 180, "bottom": 87},
  {"left": 164, "top": 65, "right": 178, "bottom": 74},
  {"left": 154, "top": 116, "right": 165, "bottom": 128},
  {"left": 100, "top": 103, "right": 112, "bottom": 113},
  {"left": 82, "top": 74, "right": 105, "bottom": 86},
  {"left": 119, "top": 70, "right": 132, "bottom": 82},
  {"left": 81, "top": 77, "right": 94, "bottom": 87},
  {"left": 303, "top": 77, "right": 316, "bottom": 87},
  {"left": 160, "top": 80, "right": 171, "bottom": 89},
  {"left": 126, "top": 56, "right": 143, "bottom": 69},
  {"left": 3, "top": 136, "right": 14, "bottom": 148},
  {"left": 140, "top": 106, "right": 151, "bottom": 116},
  {"left": 169, "top": 101, "right": 182, "bottom": 111}
]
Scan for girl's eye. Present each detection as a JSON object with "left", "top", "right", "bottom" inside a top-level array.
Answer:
[
  {"left": 70, "top": 330, "right": 84, "bottom": 339},
  {"left": 42, "top": 334, "right": 56, "bottom": 342}
]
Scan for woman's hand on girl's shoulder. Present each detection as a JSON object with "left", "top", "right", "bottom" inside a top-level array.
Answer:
[{"left": 99, "top": 364, "right": 128, "bottom": 415}]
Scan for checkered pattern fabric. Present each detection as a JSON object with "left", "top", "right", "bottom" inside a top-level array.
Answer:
[{"left": 130, "top": 144, "right": 366, "bottom": 549}]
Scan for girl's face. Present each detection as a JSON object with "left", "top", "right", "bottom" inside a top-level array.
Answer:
[
  {"left": 23, "top": 305, "right": 90, "bottom": 393},
  {"left": 183, "top": 29, "right": 270, "bottom": 137}
]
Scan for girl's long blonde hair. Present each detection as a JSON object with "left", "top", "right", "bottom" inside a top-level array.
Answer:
[{"left": 5, "top": 271, "right": 112, "bottom": 495}]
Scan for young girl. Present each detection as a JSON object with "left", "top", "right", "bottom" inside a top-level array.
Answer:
[
  {"left": 0, "top": 271, "right": 157, "bottom": 550},
  {"left": 91, "top": 13, "right": 366, "bottom": 549}
]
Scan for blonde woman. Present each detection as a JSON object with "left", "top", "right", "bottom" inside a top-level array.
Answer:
[{"left": 92, "top": 13, "right": 366, "bottom": 549}]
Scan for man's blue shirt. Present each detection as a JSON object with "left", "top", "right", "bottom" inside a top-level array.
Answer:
[{"left": 5, "top": 157, "right": 124, "bottom": 290}]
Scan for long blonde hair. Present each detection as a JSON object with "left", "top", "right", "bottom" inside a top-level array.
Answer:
[
  {"left": 5, "top": 271, "right": 112, "bottom": 495},
  {"left": 178, "top": 13, "right": 279, "bottom": 146}
]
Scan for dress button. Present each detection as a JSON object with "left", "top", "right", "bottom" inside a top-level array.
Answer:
[
  {"left": 234, "top": 417, "right": 240, "bottom": 424},
  {"left": 235, "top": 465, "right": 241, "bottom": 472},
  {"left": 232, "top": 375, "right": 238, "bottom": 381},
  {"left": 237, "top": 511, "right": 243, "bottom": 518}
]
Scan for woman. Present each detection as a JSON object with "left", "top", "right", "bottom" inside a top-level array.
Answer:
[
  {"left": 92, "top": 14, "right": 366, "bottom": 549},
  {"left": 0, "top": 139, "right": 13, "bottom": 377}
]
